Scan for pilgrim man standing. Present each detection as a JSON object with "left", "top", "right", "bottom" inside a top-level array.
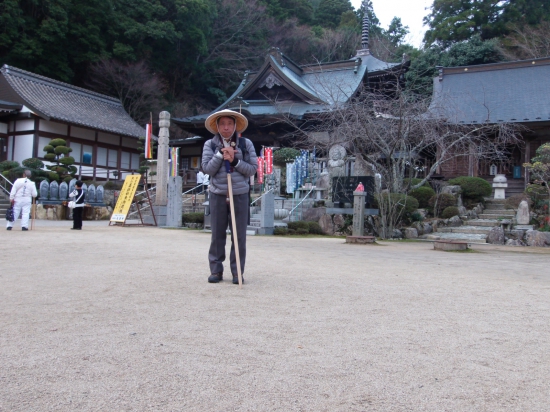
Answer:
[{"left": 201, "top": 109, "right": 258, "bottom": 284}]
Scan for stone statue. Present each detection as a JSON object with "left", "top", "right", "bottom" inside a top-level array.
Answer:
[{"left": 328, "top": 144, "right": 346, "bottom": 179}]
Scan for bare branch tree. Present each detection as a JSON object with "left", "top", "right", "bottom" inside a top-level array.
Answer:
[
  {"left": 86, "top": 60, "right": 166, "bottom": 125},
  {"left": 274, "top": 74, "right": 522, "bottom": 237},
  {"left": 498, "top": 21, "right": 550, "bottom": 60}
]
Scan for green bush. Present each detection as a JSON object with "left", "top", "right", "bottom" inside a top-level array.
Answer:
[
  {"left": 410, "top": 211, "right": 424, "bottom": 222},
  {"left": 408, "top": 186, "right": 436, "bottom": 208},
  {"left": 441, "top": 206, "right": 460, "bottom": 219},
  {"left": 406, "top": 178, "right": 431, "bottom": 189},
  {"left": 287, "top": 221, "right": 309, "bottom": 231},
  {"left": 49, "top": 138, "right": 67, "bottom": 147},
  {"left": 307, "top": 221, "right": 325, "bottom": 235},
  {"left": 54, "top": 146, "right": 71, "bottom": 155},
  {"left": 44, "top": 153, "right": 56, "bottom": 161},
  {"left": 287, "top": 228, "right": 296, "bottom": 235},
  {"left": 448, "top": 176, "right": 492, "bottom": 200},
  {"left": 274, "top": 227, "right": 288, "bottom": 235},
  {"left": 59, "top": 156, "right": 75, "bottom": 166},
  {"left": 296, "top": 228, "right": 309, "bottom": 235},
  {"left": 48, "top": 172, "right": 60, "bottom": 181},
  {"left": 375, "top": 193, "right": 419, "bottom": 216},
  {"left": 22, "top": 158, "right": 44, "bottom": 169},
  {"left": 428, "top": 193, "right": 456, "bottom": 216},
  {"left": 0, "top": 160, "right": 20, "bottom": 172},
  {"left": 273, "top": 148, "right": 301, "bottom": 166},
  {"left": 182, "top": 212, "right": 204, "bottom": 224}
]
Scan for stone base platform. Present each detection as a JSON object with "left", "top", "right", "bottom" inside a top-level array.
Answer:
[
  {"left": 434, "top": 240, "right": 469, "bottom": 251},
  {"left": 346, "top": 235, "right": 376, "bottom": 244}
]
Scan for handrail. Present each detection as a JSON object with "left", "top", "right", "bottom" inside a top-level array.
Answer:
[
  {"left": 289, "top": 188, "right": 315, "bottom": 214},
  {"left": 250, "top": 188, "right": 273, "bottom": 206},
  {"left": 135, "top": 185, "right": 156, "bottom": 197},
  {"left": 182, "top": 184, "right": 204, "bottom": 196},
  {"left": 0, "top": 174, "right": 13, "bottom": 196}
]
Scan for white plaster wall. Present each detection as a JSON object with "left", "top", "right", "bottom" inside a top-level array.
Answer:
[
  {"left": 94, "top": 167, "right": 110, "bottom": 179},
  {"left": 0, "top": 122, "right": 7, "bottom": 134},
  {"left": 80, "top": 166, "right": 95, "bottom": 177},
  {"left": 38, "top": 136, "right": 52, "bottom": 155},
  {"left": 16, "top": 119, "right": 35, "bottom": 131},
  {"left": 39, "top": 120, "right": 68, "bottom": 135},
  {"left": 98, "top": 132, "right": 118, "bottom": 144},
  {"left": 71, "top": 126, "right": 95, "bottom": 141},
  {"left": 13, "top": 134, "right": 34, "bottom": 163}
]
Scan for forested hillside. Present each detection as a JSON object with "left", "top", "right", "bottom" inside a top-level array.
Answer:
[{"left": 1, "top": 0, "right": 549, "bottom": 124}]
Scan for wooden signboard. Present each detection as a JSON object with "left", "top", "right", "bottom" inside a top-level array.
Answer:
[{"left": 110, "top": 175, "right": 156, "bottom": 226}]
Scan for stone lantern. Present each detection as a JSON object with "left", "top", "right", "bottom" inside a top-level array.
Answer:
[{"left": 492, "top": 174, "right": 507, "bottom": 199}]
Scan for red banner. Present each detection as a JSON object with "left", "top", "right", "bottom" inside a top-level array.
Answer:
[
  {"left": 257, "top": 157, "right": 264, "bottom": 183},
  {"left": 265, "top": 148, "right": 273, "bottom": 174}
]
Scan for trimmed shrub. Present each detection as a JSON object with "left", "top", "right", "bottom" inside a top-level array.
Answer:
[
  {"left": 43, "top": 145, "right": 54, "bottom": 153},
  {"left": 375, "top": 193, "right": 419, "bottom": 216},
  {"left": 505, "top": 193, "right": 533, "bottom": 210},
  {"left": 406, "top": 177, "right": 431, "bottom": 189},
  {"left": 59, "top": 156, "right": 75, "bottom": 166},
  {"left": 307, "top": 221, "right": 325, "bottom": 235},
  {"left": 287, "top": 221, "right": 309, "bottom": 231},
  {"left": 296, "top": 228, "right": 309, "bottom": 235},
  {"left": 182, "top": 212, "right": 204, "bottom": 224},
  {"left": 408, "top": 186, "right": 436, "bottom": 208},
  {"left": 448, "top": 176, "right": 492, "bottom": 201},
  {"left": 44, "top": 153, "right": 57, "bottom": 161},
  {"left": 48, "top": 172, "right": 60, "bottom": 181},
  {"left": 428, "top": 193, "right": 456, "bottom": 216},
  {"left": 49, "top": 138, "right": 67, "bottom": 147},
  {"left": 274, "top": 227, "right": 288, "bottom": 235},
  {"left": 54, "top": 146, "right": 71, "bottom": 155},
  {"left": 273, "top": 148, "right": 300, "bottom": 166},
  {"left": 0, "top": 160, "right": 20, "bottom": 172},
  {"left": 22, "top": 158, "right": 44, "bottom": 169},
  {"left": 287, "top": 228, "right": 296, "bottom": 235},
  {"left": 410, "top": 212, "right": 424, "bottom": 222},
  {"left": 441, "top": 206, "right": 460, "bottom": 219}
]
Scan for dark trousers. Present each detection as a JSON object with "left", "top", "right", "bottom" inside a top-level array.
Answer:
[
  {"left": 208, "top": 192, "right": 249, "bottom": 275},
  {"left": 73, "top": 207, "right": 83, "bottom": 229}
]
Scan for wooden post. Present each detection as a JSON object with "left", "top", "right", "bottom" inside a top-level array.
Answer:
[{"left": 226, "top": 168, "right": 243, "bottom": 288}]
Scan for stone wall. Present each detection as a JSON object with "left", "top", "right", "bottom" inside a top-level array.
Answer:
[{"left": 35, "top": 204, "right": 112, "bottom": 221}]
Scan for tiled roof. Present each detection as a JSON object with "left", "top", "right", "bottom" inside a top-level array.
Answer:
[
  {"left": 173, "top": 49, "right": 404, "bottom": 134},
  {"left": 428, "top": 57, "right": 550, "bottom": 124},
  {"left": 0, "top": 65, "right": 145, "bottom": 138}
]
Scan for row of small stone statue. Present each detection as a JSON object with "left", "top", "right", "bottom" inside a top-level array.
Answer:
[{"left": 39, "top": 179, "right": 105, "bottom": 204}]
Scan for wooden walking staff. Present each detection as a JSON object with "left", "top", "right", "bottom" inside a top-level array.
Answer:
[
  {"left": 31, "top": 197, "right": 35, "bottom": 230},
  {"left": 225, "top": 158, "right": 243, "bottom": 288}
]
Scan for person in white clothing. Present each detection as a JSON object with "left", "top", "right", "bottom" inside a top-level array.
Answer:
[{"left": 6, "top": 170, "right": 37, "bottom": 231}]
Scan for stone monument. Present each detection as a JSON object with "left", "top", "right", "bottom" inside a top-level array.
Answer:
[
  {"left": 492, "top": 174, "right": 507, "bottom": 199},
  {"left": 87, "top": 184, "right": 96, "bottom": 203},
  {"left": 345, "top": 189, "right": 375, "bottom": 244},
  {"left": 259, "top": 190, "right": 274, "bottom": 235},
  {"left": 96, "top": 185, "right": 104, "bottom": 204},
  {"left": 328, "top": 144, "right": 346, "bottom": 179},
  {"left": 166, "top": 176, "right": 183, "bottom": 227},
  {"left": 59, "top": 181, "right": 68, "bottom": 200},
  {"left": 49, "top": 181, "right": 59, "bottom": 200},
  {"left": 156, "top": 111, "right": 170, "bottom": 206},
  {"left": 39, "top": 180, "right": 49, "bottom": 200}
]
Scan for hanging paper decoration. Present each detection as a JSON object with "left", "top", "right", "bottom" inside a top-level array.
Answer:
[
  {"left": 257, "top": 157, "right": 264, "bottom": 184},
  {"left": 265, "top": 148, "right": 273, "bottom": 174}
]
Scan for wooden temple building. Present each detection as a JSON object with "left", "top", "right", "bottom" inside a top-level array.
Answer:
[
  {"left": 172, "top": 3, "right": 409, "bottom": 185},
  {"left": 0, "top": 65, "right": 145, "bottom": 181},
  {"left": 429, "top": 57, "right": 550, "bottom": 189}
]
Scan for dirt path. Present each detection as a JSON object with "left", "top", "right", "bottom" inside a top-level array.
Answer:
[{"left": 1, "top": 224, "right": 549, "bottom": 411}]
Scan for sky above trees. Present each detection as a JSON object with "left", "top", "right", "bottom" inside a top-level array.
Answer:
[{"left": 351, "top": 0, "right": 431, "bottom": 47}]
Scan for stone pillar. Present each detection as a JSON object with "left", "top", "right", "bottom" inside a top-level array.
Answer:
[
  {"left": 166, "top": 176, "right": 182, "bottom": 227},
  {"left": 492, "top": 174, "right": 507, "bottom": 199},
  {"left": 155, "top": 111, "right": 170, "bottom": 206},
  {"left": 352, "top": 191, "right": 366, "bottom": 236},
  {"left": 259, "top": 191, "right": 274, "bottom": 235}
]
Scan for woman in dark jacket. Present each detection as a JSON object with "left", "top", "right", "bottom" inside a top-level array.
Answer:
[{"left": 68, "top": 180, "right": 85, "bottom": 230}]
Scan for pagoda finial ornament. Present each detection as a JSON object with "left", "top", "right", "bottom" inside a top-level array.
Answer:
[{"left": 361, "top": 0, "right": 371, "bottom": 50}]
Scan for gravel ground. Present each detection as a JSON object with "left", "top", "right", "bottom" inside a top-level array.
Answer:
[{"left": 1, "top": 222, "right": 550, "bottom": 411}]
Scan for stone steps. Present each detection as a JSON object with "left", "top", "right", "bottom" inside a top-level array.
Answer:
[
  {"left": 478, "top": 213, "right": 515, "bottom": 219},
  {"left": 437, "top": 225, "right": 493, "bottom": 235},
  {"left": 468, "top": 219, "right": 501, "bottom": 227}
]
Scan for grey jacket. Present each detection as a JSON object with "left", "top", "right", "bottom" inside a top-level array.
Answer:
[{"left": 201, "top": 134, "right": 258, "bottom": 196}]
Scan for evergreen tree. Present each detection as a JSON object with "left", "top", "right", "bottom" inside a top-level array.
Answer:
[{"left": 315, "top": 0, "right": 353, "bottom": 29}]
